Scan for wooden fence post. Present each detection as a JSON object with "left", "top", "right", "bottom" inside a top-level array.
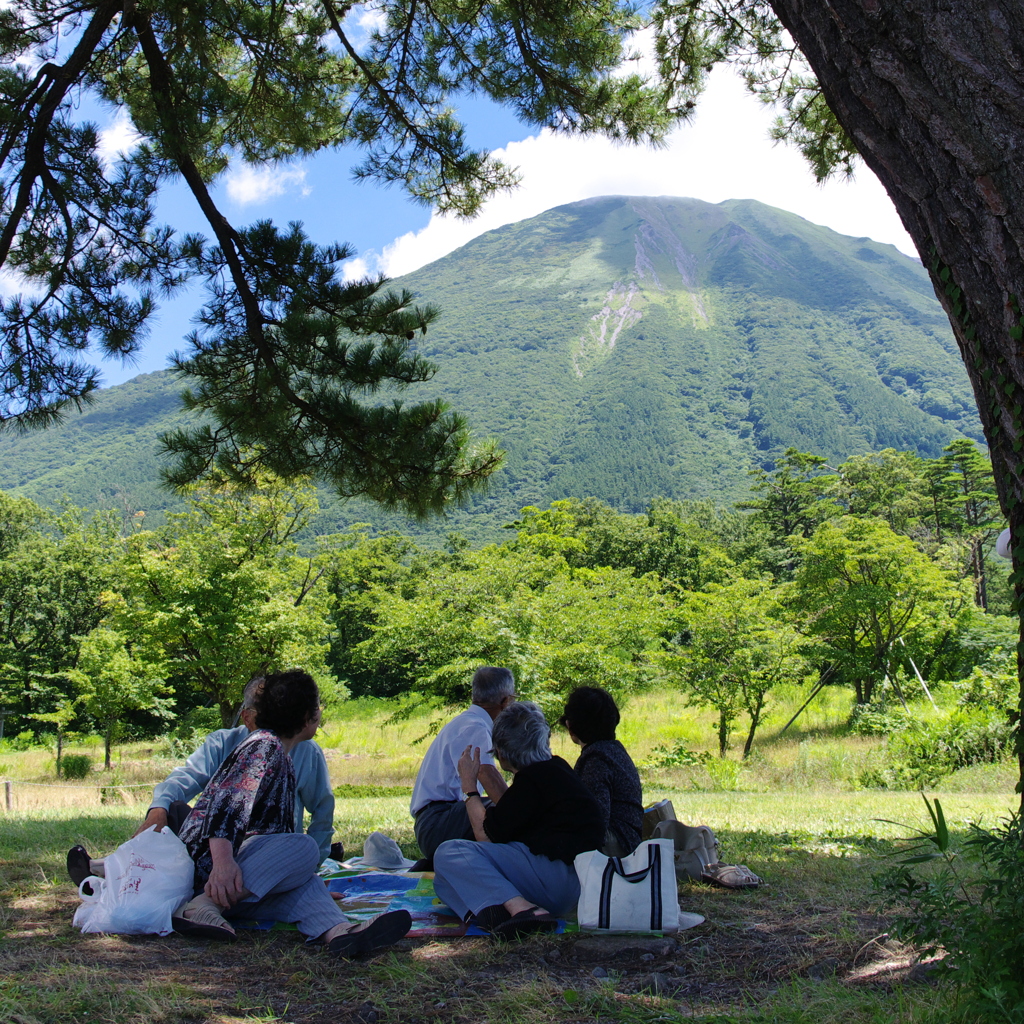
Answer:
[{"left": 4, "top": 779, "right": 11, "bottom": 812}]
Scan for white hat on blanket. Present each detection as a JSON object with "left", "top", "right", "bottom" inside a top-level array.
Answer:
[{"left": 342, "top": 831, "right": 417, "bottom": 871}]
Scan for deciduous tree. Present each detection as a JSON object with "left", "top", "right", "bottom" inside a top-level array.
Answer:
[
  {"left": 672, "top": 577, "right": 803, "bottom": 757},
  {"left": 790, "top": 517, "right": 963, "bottom": 705},
  {"left": 113, "top": 477, "right": 340, "bottom": 724}
]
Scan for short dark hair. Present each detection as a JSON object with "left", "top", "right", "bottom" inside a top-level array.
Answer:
[
  {"left": 253, "top": 670, "right": 319, "bottom": 739},
  {"left": 559, "top": 686, "right": 620, "bottom": 743}
]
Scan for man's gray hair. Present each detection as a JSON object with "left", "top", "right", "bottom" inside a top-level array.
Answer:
[
  {"left": 471, "top": 666, "right": 515, "bottom": 706},
  {"left": 491, "top": 701, "right": 551, "bottom": 772},
  {"left": 241, "top": 675, "right": 265, "bottom": 710}
]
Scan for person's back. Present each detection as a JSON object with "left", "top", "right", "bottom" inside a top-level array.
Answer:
[
  {"left": 560, "top": 686, "right": 643, "bottom": 856},
  {"left": 409, "top": 666, "right": 516, "bottom": 861}
]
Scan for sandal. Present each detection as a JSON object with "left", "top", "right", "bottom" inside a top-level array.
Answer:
[
  {"left": 492, "top": 907, "right": 558, "bottom": 941},
  {"left": 172, "top": 894, "right": 237, "bottom": 942},
  {"left": 67, "top": 845, "right": 93, "bottom": 887},
  {"left": 701, "top": 863, "right": 762, "bottom": 889},
  {"left": 471, "top": 904, "right": 511, "bottom": 933},
  {"left": 327, "top": 909, "right": 411, "bottom": 958}
]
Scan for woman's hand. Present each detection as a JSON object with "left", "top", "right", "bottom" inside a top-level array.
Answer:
[
  {"left": 205, "top": 837, "right": 245, "bottom": 908},
  {"left": 458, "top": 744, "right": 482, "bottom": 792}
]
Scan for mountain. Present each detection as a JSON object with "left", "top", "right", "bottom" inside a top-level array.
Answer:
[{"left": 0, "top": 196, "right": 980, "bottom": 542}]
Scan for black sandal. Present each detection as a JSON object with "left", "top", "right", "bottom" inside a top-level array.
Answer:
[
  {"left": 67, "top": 845, "right": 92, "bottom": 887},
  {"left": 327, "top": 910, "right": 412, "bottom": 958},
  {"left": 471, "top": 904, "right": 511, "bottom": 933},
  {"left": 492, "top": 907, "right": 558, "bottom": 941}
]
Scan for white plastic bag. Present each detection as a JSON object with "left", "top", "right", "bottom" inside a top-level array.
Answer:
[
  {"left": 575, "top": 838, "right": 700, "bottom": 935},
  {"left": 73, "top": 826, "right": 195, "bottom": 936}
]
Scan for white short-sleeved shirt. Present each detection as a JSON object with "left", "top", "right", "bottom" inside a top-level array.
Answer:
[{"left": 410, "top": 705, "right": 496, "bottom": 814}]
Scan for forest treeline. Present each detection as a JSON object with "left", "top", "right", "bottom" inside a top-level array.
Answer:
[{"left": 0, "top": 441, "right": 1016, "bottom": 784}]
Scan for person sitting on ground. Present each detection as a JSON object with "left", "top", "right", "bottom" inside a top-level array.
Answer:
[
  {"left": 432, "top": 700, "right": 605, "bottom": 940},
  {"left": 409, "top": 666, "right": 516, "bottom": 865},
  {"left": 67, "top": 675, "right": 337, "bottom": 886},
  {"left": 560, "top": 685, "right": 643, "bottom": 857},
  {"left": 174, "top": 669, "right": 410, "bottom": 956}
]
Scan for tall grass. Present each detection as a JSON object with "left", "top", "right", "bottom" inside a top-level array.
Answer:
[{"left": 0, "top": 684, "right": 1016, "bottom": 811}]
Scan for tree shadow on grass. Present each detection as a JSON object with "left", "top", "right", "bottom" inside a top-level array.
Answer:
[{"left": 0, "top": 823, "right": 953, "bottom": 1024}]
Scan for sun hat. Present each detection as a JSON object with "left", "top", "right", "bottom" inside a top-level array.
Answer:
[{"left": 342, "top": 831, "right": 417, "bottom": 871}]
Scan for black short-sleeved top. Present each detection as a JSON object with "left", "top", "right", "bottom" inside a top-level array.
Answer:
[
  {"left": 574, "top": 739, "right": 644, "bottom": 854},
  {"left": 482, "top": 755, "right": 605, "bottom": 863}
]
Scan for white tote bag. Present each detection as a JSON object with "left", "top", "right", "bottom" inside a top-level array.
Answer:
[
  {"left": 73, "top": 826, "right": 195, "bottom": 936},
  {"left": 575, "top": 838, "right": 697, "bottom": 935}
]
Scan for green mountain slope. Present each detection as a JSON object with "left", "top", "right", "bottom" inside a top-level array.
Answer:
[{"left": 0, "top": 196, "right": 980, "bottom": 541}]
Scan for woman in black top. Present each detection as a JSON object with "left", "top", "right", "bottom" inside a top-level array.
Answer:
[
  {"left": 560, "top": 686, "right": 643, "bottom": 856},
  {"left": 433, "top": 701, "right": 604, "bottom": 939}
]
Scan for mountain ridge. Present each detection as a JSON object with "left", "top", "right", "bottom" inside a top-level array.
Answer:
[{"left": 0, "top": 195, "right": 979, "bottom": 542}]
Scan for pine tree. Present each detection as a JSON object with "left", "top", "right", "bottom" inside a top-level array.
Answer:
[{"left": 0, "top": 1, "right": 674, "bottom": 514}]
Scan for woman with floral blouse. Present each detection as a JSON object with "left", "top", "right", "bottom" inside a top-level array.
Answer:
[{"left": 174, "top": 670, "right": 410, "bottom": 957}]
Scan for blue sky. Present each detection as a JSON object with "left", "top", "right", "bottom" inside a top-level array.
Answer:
[{"left": 93, "top": 67, "right": 917, "bottom": 387}]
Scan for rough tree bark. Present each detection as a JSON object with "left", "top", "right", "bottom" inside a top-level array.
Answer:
[{"left": 769, "top": 0, "right": 1024, "bottom": 810}]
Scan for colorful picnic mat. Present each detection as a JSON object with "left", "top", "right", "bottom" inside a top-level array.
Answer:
[{"left": 236, "top": 871, "right": 569, "bottom": 936}]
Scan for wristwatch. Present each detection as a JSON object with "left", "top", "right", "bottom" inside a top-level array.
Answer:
[{"left": 464, "top": 791, "right": 481, "bottom": 801}]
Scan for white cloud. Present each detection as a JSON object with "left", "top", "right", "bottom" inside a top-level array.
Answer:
[
  {"left": 367, "top": 70, "right": 916, "bottom": 279},
  {"left": 225, "top": 164, "right": 309, "bottom": 206},
  {"left": 342, "top": 255, "right": 373, "bottom": 282},
  {"left": 96, "top": 110, "right": 142, "bottom": 171},
  {"left": 341, "top": 2, "right": 387, "bottom": 49}
]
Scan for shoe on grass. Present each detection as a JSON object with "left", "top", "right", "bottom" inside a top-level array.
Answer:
[
  {"left": 172, "top": 894, "right": 237, "bottom": 942},
  {"left": 327, "top": 910, "right": 412, "bottom": 958},
  {"left": 67, "top": 845, "right": 92, "bottom": 887}
]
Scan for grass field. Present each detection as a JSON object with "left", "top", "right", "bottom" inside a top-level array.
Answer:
[{"left": 1, "top": 687, "right": 1018, "bottom": 1023}]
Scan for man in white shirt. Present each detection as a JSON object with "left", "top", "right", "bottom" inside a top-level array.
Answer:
[{"left": 410, "top": 666, "right": 516, "bottom": 864}]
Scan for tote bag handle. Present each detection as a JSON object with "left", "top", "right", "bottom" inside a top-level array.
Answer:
[{"left": 598, "top": 842, "right": 666, "bottom": 931}]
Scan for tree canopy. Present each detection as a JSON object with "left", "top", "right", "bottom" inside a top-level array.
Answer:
[{"left": 0, "top": 0, "right": 675, "bottom": 514}]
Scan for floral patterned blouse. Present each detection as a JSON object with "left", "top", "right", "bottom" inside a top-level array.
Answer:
[{"left": 178, "top": 729, "right": 295, "bottom": 886}]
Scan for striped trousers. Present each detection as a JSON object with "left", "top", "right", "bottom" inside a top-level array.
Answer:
[{"left": 222, "top": 833, "right": 350, "bottom": 940}]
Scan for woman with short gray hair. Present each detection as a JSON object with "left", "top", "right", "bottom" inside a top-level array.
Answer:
[{"left": 433, "top": 701, "right": 605, "bottom": 940}]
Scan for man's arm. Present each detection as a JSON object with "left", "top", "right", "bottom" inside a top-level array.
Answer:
[{"left": 293, "top": 741, "right": 335, "bottom": 862}]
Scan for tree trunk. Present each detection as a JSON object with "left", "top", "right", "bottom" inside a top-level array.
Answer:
[
  {"left": 742, "top": 716, "right": 757, "bottom": 759},
  {"left": 972, "top": 537, "right": 989, "bottom": 610},
  {"left": 717, "top": 712, "right": 729, "bottom": 757},
  {"left": 104, "top": 721, "right": 112, "bottom": 770},
  {"left": 56, "top": 729, "right": 63, "bottom": 778},
  {"left": 771, "top": 0, "right": 1024, "bottom": 816}
]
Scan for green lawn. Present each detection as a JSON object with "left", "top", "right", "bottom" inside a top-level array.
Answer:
[{"left": 0, "top": 686, "right": 1015, "bottom": 1023}]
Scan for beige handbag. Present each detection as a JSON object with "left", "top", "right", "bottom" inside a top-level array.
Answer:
[{"left": 651, "top": 819, "right": 719, "bottom": 881}]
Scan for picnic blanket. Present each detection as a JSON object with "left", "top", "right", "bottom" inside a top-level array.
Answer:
[{"left": 235, "top": 871, "right": 569, "bottom": 937}]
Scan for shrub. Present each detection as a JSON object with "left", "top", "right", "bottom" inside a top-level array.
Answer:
[
  {"left": 877, "top": 797, "right": 1024, "bottom": 1023},
  {"left": 9, "top": 730, "right": 37, "bottom": 751},
  {"left": 859, "top": 708, "right": 1015, "bottom": 789},
  {"left": 61, "top": 754, "right": 92, "bottom": 780},
  {"left": 848, "top": 701, "right": 912, "bottom": 736}
]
